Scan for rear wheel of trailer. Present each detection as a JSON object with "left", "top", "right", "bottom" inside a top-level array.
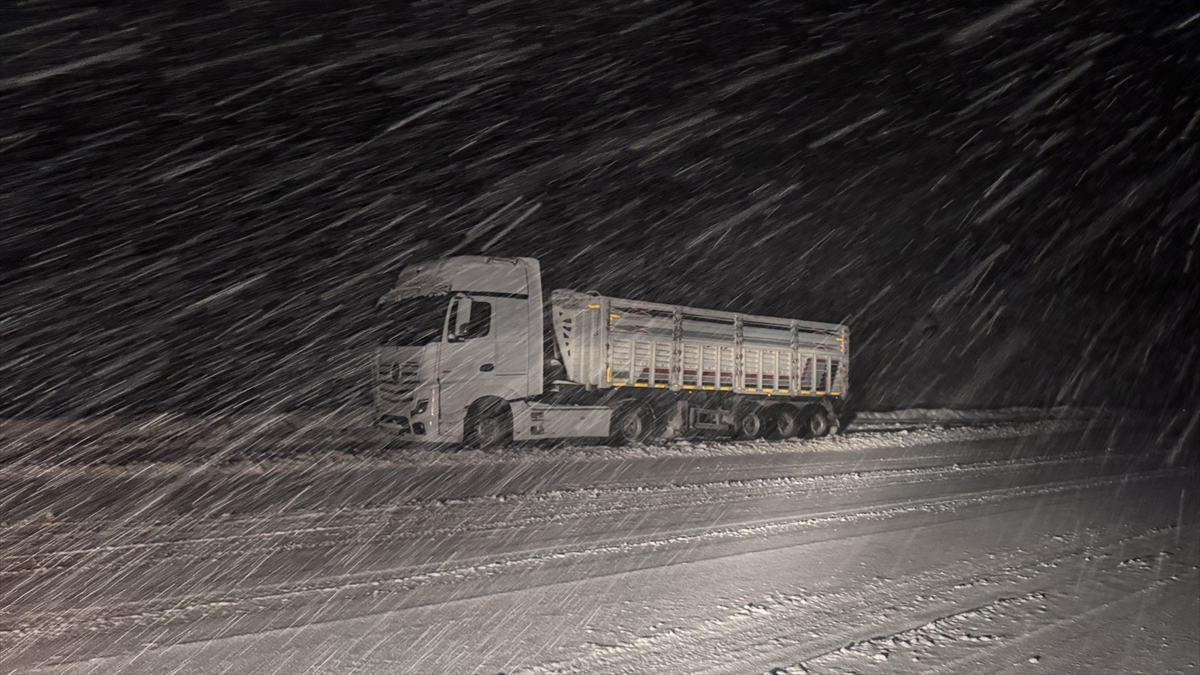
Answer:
[
  {"left": 804, "top": 406, "right": 831, "bottom": 438},
  {"left": 735, "top": 405, "right": 772, "bottom": 440},
  {"left": 770, "top": 405, "right": 802, "bottom": 440}
]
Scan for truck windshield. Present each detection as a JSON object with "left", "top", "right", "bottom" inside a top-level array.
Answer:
[{"left": 378, "top": 295, "right": 449, "bottom": 346}]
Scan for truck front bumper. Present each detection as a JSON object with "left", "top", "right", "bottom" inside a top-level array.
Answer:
[{"left": 376, "top": 402, "right": 433, "bottom": 437}]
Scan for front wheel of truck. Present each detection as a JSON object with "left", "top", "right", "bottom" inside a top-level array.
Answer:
[{"left": 466, "top": 399, "right": 512, "bottom": 449}]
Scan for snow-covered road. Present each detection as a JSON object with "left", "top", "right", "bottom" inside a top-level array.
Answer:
[{"left": 1, "top": 422, "right": 1195, "bottom": 673}]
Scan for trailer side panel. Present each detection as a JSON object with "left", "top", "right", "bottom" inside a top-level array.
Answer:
[{"left": 551, "top": 290, "right": 848, "bottom": 399}]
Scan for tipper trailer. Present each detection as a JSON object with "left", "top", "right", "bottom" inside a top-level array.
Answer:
[{"left": 375, "top": 256, "right": 848, "bottom": 446}]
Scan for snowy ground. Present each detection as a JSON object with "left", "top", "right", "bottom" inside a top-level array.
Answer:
[{"left": 1, "top": 417, "right": 1195, "bottom": 674}]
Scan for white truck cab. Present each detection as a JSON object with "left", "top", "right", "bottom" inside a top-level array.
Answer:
[{"left": 375, "top": 256, "right": 544, "bottom": 443}]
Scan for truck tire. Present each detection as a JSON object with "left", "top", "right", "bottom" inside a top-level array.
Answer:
[
  {"left": 735, "top": 408, "right": 770, "bottom": 440},
  {"left": 770, "top": 406, "right": 801, "bottom": 440},
  {"left": 805, "top": 408, "right": 831, "bottom": 438},
  {"left": 466, "top": 399, "right": 511, "bottom": 449},
  {"left": 610, "top": 405, "right": 651, "bottom": 446}
]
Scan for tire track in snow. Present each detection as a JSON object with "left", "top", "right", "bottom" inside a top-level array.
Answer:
[
  {"left": 783, "top": 546, "right": 1196, "bottom": 675},
  {"left": 0, "top": 450, "right": 1109, "bottom": 572},
  {"left": 0, "top": 448, "right": 1152, "bottom": 633},
  {"left": 0, "top": 466, "right": 1186, "bottom": 652},
  {"left": 520, "top": 524, "right": 1190, "bottom": 675},
  {"left": 918, "top": 574, "right": 1191, "bottom": 674}
]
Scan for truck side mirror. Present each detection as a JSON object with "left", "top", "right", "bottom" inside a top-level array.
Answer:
[{"left": 446, "top": 297, "right": 467, "bottom": 342}]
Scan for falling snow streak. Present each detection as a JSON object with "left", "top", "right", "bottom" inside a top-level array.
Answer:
[
  {"left": 619, "top": 2, "right": 694, "bottom": 35},
  {"left": 716, "top": 45, "right": 848, "bottom": 98},
  {"left": 1008, "top": 60, "right": 1094, "bottom": 122},
  {"left": 686, "top": 184, "right": 800, "bottom": 249},
  {"left": 809, "top": 110, "right": 890, "bottom": 149},
  {"left": 481, "top": 202, "right": 542, "bottom": 252},
  {"left": 0, "top": 43, "right": 142, "bottom": 89},
  {"left": 974, "top": 170, "right": 1045, "bottom": 224},
  {"left": 1083, "top": 116, "right": 1158, "bottom": 175},
  {"left": 947, "top": 0, "right": 1042, "bottom": 46},
  {"left": 162, "top": 35, "right": 326, "bottom": 80}
]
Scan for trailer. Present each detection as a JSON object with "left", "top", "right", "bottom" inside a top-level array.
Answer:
[{"left": 374, "top": 256, "right": 848, "bottom": 446}]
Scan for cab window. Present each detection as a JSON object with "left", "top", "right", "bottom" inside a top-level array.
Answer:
[
  {"left": 448, "top": 298, "right": 492, "bottom": 341},
  {"left": 378, "top": 295, "right": 450, "bottom": 346}
]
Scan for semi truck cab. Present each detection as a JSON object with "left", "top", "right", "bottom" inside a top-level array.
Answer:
[{"left": 375, "top": 256, "right": 544, "bottom": 443}]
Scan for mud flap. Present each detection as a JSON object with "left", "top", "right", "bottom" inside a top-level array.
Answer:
[
  {"left": 820, "top": 398, "right": 841, "bottom": 436},
  {"left": 664, "top": 401, "right": 688, "bottom": 440}
]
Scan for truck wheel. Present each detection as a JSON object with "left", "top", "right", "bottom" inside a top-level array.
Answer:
[
  {"left": 770, "top": 406, "right": 801, "bottom": 440},
  {"left": 466, "top": 401, "right": 511, "bottom": 449},
  {"left": 735, "top": 408, "right": 770, "bottom": 440},
  {"left": 610, "top": 405, "right": 651, "bottom": 446},
  {"left": 805, "top": 408, "right": 831, "bottom": 438}
]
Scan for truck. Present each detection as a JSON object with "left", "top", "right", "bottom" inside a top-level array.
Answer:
[{"left": 374, "top": 256, "right": 849, "bottom": 446}]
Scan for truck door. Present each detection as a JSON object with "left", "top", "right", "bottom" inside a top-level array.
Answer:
[{"left": 437, "top": 295, "right": 497, "bottom": 435}]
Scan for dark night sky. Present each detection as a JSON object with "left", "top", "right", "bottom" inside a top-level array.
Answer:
[{"left": 1, "top": 0, "right": 1197, "bottom": 416}]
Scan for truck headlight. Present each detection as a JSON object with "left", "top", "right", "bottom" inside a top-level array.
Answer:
[{"left": 412, "top": 399, "right": 429, "bottom": 415}]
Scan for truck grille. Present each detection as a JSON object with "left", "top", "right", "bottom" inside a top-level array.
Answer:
[{"left": 378, "top": 360, "right": 420, "bottom": 401}]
